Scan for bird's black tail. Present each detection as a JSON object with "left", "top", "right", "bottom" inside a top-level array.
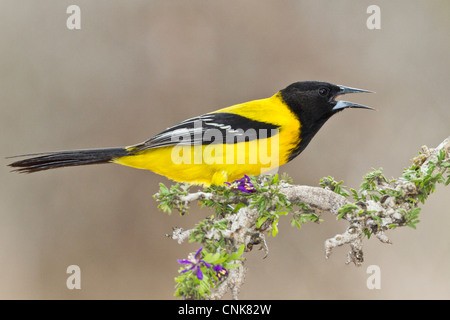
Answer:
[{"left": 8, "top": 147, "right": 129, "bottom": 173}]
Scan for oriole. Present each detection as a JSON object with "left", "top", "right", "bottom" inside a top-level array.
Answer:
[{"left": 8, "top": 81, "right": 373, "bottom": 185}]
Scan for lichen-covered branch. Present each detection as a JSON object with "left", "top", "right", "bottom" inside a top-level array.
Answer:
[{"left": 156, "top": 136, "right": 449, "bottom": 299}]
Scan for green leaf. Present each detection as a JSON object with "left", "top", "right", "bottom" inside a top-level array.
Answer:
[
  {"left": 236, "top": 244, "right": 245, "bottom": 257},
  {"left": 256, "top": 216, "right": 269, "bottom": 229},
  {"left": 224, "top": 263, "right": 240, "bottom": 269},
  {"left": 229, "top": 244, "right": 245, "bottom": 261},
  {"left": 337, "top": 203, "right": 359, "bottom": 219},
  {"left": 203, "top": 252, "right": 221, "bottom": 264},
  {"left": 271, "top": 217, "right": 280, "bottom": 237},
  {"left": 232, "top": 202, "right": 247, "bottom": 212}
]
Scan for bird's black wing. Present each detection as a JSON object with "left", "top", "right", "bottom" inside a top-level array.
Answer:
[{"left": 130, "top": 113, "right": 280, "bottom": 152}]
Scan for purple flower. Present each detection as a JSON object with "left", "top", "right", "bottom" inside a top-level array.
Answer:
[
  {"left": 177, "top": 247, "right": 211, "bottom": 280},
  {"left": 213, "top": 265, "right": 228, "bottom": 280},
  {"left": 225, "top": 175, "right": 256, "bottom": 193}
]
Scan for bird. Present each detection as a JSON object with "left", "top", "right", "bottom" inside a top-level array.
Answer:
[{"left": 8, "top": 81, "right": 373, "bottom": 186}]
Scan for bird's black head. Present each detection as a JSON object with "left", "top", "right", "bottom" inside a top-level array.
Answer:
[{"left": 280, "top": 81, "right": 373, "bottom": 160}]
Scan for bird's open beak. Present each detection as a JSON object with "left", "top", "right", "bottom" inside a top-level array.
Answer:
[{"left": 332, "top": 85, "right": 374, "bottom": 111}]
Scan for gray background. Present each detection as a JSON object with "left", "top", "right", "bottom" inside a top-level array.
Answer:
[{"left": 1, "top": 0, "right": 449, "bottom": 299}]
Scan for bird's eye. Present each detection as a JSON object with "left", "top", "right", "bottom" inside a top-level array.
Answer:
[{"left": 318, "top": 87, "right": 329, "bottom": 96}]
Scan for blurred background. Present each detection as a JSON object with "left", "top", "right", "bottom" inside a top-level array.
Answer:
[{"left": 0, "top": 0, "right": 449, "bottom": 299}]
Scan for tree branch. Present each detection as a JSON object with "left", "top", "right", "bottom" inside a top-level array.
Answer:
[{"left": 159, "top": 136, "right": 449, "bottom": 299}]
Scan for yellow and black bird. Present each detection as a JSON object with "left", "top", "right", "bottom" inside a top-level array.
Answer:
[{"left": 8, "top": 81, "right": 373, "bottom": 185}]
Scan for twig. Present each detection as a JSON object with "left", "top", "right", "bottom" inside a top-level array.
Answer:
[{"left": 164, "top": 136, "right": 449, "bottom": 299}]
